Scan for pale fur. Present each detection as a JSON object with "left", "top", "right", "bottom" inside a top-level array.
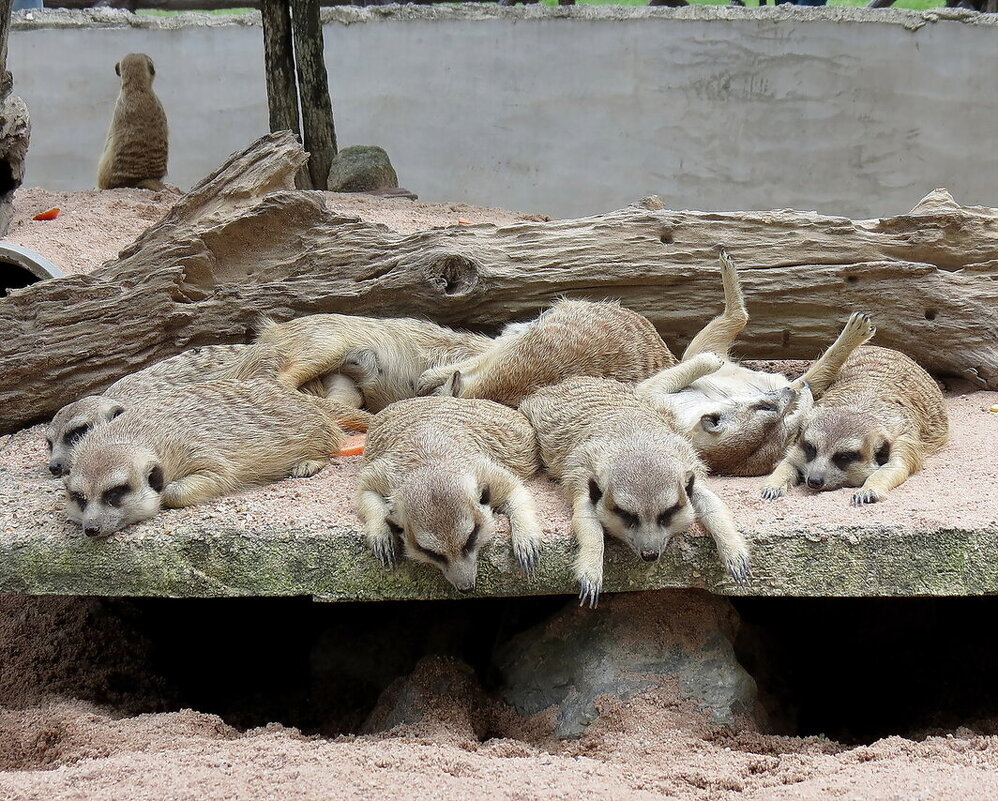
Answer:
[
  {"left": 97, "top": 53, "right": 169, "bottom": 191},
  {"left": 45, "top": 343, "right": 322, "bottom": 476},
  {"left": 637, "top": 250, "right": 875, "bottom": 476},
  {"left": 357, "top": 396, "right": 541, "bottom": 593},
  {"left": 65, "top": 379, "right": 347, "bottom": 536},
  {"left": 762, "top": 346, "right": 949, "bottom": 505},
  {"left": 519, "top": 376, "right": 750, "bottom": 608},
  {"left": 253, "top": 314, "right": 493, "bottom": 413},
  {"left": 418, "top": 299, "right": 678, "bottom": 408}
]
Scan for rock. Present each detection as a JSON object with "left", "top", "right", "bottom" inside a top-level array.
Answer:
[
  {"left": 362, "top": 655, "right": 488, "bottom": 741},
  {"left": 495, "top": 590, "right": 758, "bottom": 738},
  {"left": 326, "top": 145, "right": 399, "bottom": 193}
]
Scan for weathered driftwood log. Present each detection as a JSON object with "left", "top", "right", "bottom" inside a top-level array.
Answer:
[{"left": 1, "top": 132, "right": 997, "bottom": 434}]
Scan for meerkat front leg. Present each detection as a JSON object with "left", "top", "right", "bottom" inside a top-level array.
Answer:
[
  {"left": 488, "top": 470, "right": 542, "bottom": 574},
  {"left": 794, "top": 312, "right": 875, "bottom": 398},
  {"left": 357, "top": 485, "right": 399, "bottom": 567},
  {"left": 851, "top": 437, "right": 918, "bottom": 506},
  {"left": 637, "top": 352, "right": 725, "bottom": 397},
  {"left": 570, "top": 490, "right": 606, "bottom": 609},
  {"left": 289, "top": 457, "right": 330, "bottom": 478},
  {"left": 761, "top": 457, "right": 802, "bottom": 500},
  {"left": 161, "top": 472, "right": 234, "bottom": 507},
  {"left": 682, "top": 249, "right": 749, "bottom": 360},
  {"left": 688, "top": 479, "right": 750, "bottom": 584}
]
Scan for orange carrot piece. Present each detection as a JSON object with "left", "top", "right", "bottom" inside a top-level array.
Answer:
[
  {"left": 32, "top": 207, "right": 60, "bottom": 221},
  {"left": 336, "top": 433, "right": 366, "bottom": 457}
]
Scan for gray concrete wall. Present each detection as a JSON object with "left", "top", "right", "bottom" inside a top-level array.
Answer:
[{"left": 8, "top": 7, "right": 998, "bottom": 218}]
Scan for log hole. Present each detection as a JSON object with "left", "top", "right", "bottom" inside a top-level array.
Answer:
[
  {"left": 659, "top": 228, "right": 674, "bottom": 245},
  {"left": 9, "top": 594, "right": 998, "bottom": 751},
  {"left": 925, "top": 309, "right": 938, "bottom": 321},
  {"left": 435, "top": 254, "right": 479, "bottom": 297},
  {"left": 846, "top": 275, "right": 859, "bottom": 285}
]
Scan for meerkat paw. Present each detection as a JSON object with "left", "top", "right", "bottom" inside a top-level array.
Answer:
[
  {"left": 843, "top": 310, "right": 876, "bottom": 341},
  {"left": 761, "top": 485, "right": 785, "bottom": 501},
  {"left": 697, "top": 351, "right": 726, "bottom": 374},
  {"left": 289, "top": 458, "right": 329, "bottom": 478},
  {"left": 851, "top": 488, "right": 884, "bottom": 506},
  {"left": 725, "top": 551, "right": 752, "bottom": 585},
  {"left": 576, "top": 567, "right": 603, "bottom": 609},
  {"left": 512, "top": 532, "right": 541, "bottom": 576}
]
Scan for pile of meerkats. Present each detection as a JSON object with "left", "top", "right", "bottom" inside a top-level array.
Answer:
[{"left": 47, "top": 252, "right": 949, "bottom": 607}]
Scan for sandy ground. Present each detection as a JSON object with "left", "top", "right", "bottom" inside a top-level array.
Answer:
[{"left": 3, "top": 187, "right": 998, "bottom": 800}]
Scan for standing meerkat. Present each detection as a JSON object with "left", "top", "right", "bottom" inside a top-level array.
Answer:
[
  {"left": 357, "top": 396, "right": 542, "bottom": 593},
  {"left": 97, "top": 53, "right": 168, "bottom": 191},
  {"left": 64, "top": 379, "right": 349, "bottom": 537},
  {"left": 418, "top": 299, "right": 678, "bottom": 407},
  {"left": 637, "top": 250, "right": 876, "bottom": 476},
  {"left": 761, "top": 346, "right": 949, "bottom": 505},
  {"left": 253, "top": 314, "right": 493, "bottom": 413},
  {"left": 47, "top": 343, "right": 369, "bottom": 477},
  {"left": 520, "top": 375, "right": 750, "bottom": 608}
]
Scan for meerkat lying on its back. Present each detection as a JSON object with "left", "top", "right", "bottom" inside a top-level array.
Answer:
[
  {"left": 419, "top": 300, "right": 678, "bottom": 407},
  {"left": 254, "top": 314, "right": 493, "bottom": 413},
  {"left": 637, "top": 250, "right": 875, "bottom": 476},
  {"left": 64, "top": 379, "right": 348, "bottom": 537},
  {"left": 357, "top": 396, "right": 542, "bottom": 593},
  {"left": 45, "top": 343, "right": 362, "bottom": 477},
  {"left": 520, "top": 375, "right": 749, "bottom": 608},
  {"left": 97, "top": 53, "right": 168, "bottom": 191},
  {"left": 761, "top": 346, "right": 949, "bottom": 505}
]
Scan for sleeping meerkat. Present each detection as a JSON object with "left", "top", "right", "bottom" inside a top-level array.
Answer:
[
  {"left": 637, "top": 250, "right": 876, "bottom": 476},
  {"left": 418, "top": 299, "right": 678, "bottom": 407},
  {"left": 357, "top": 396, "right": 542, "bottom": 593},
  {"left": 519, "top": 375, "right": 750, "bottom": 608},
  {"left": 64, "top": 379, "right": 349, "bottom": 537},
  {"left": 761, "top": 346, "right": 949, "bottom": 505},
  {"left": 97, "top": 53, "right": 169, "bottom": 191},
  {"left": 45, "top": 343, "right": 364, "bottom": 477},
  {"left": 253, "top": 314, "right": 493, "bottom": 413}
]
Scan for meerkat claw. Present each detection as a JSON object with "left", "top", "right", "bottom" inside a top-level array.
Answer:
[
  {"left": 851, "top": 489, "right": 882, "bottom": 506},
  {"left": 761, "top": 486, "right": 785, "bottom": 501},
  {"left": 727, "top": 554, "right": 752, "bottom": 585},
  {"left": 578, "top": 576, "right": 602, "bottom": 609},
  {"left": 513, "top": 537, "right": 541, "bottom": 575},
  {"left": 371, "top": 536, "right": 398, "bottom": 568}
]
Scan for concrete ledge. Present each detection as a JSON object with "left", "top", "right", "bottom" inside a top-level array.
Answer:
[{"left": 2, "top": 392, "right": 996, "bottom": 602}]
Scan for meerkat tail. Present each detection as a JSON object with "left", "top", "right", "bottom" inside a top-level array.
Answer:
[
  {"left": 681, "top": 249, "right": 749, "bottom": 361},
  {"left": 637, "top": 352, "right": 725, "bottom": 397},
  {"left": 794, "top": 312, "right": 876, "bottom": 398},
  {"left": 851, "top": 434, "right": 921, "bottom": 506},
  {"left": 687, "top": 480, "right": 750, "bottom": 584},
  {"left": 570, "top": 491, "right": 606, "bottom": 609},
  {"left": 761, "top": 457, "right": 803, "bottom": 500}
]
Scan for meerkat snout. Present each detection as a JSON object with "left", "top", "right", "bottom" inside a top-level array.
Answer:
[
  {"left": 64, "top": 444, "right": 165, "bottom": 536},
  {"left": 587, "top": 447, "right": 697, "bottom": 563},
  {"left": 388, "top": 466, "right": 497, "bottom": 593}
]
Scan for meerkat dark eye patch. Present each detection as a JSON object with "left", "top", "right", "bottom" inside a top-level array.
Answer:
[
  {"left": 479, "top": 486, "right": 491, "bottom": 506},
  {"left": 588, "top": 478, "right": 603, "bottom": 505},
  {"left": 832, "top": 450, "right": 861, "bottom": 470},
  {"left": 147, "top": 465, "right": 165, "bottom": 493},
  {"left": 102, "top": 484, "right": 131, "bottom": 508},
  {"left": 751, "top": 401, "right": 779, "bottom": 413},
  {"left": 875, "top": 441, "right": 892, "bottom": 466},
  {"left": 64, "top": 425, "right": 90, "bottom": 446},
  {"left": 416, "top": 545, "right": 448, "bottom": 565},
  {"left": 801, "top": 441, "right": 818, "bottom": 461},
  {"left": 68, "top": 491, "right": 87, "bottom": 509},
  {"left": 611, "top": 505, "right": 640, "bottom": 529},
  {"left": 657, "top": 501, "right": 683, "bottom": 528},
  {"left": 462, "top": 524, "right": 479, "bottom": 556}
]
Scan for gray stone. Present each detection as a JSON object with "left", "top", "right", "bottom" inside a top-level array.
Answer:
[
  {"left": 495, "top": 590, "right": 757, "bottom": 738},
  {"left": 326, "top": 145, "right": 398, "bottom": 193}
]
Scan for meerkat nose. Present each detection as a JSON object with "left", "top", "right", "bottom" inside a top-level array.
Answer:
[
  {"left": 640, "top": 549, "right": 659, "bottom": 562},
  {"left": 84, "top": 526, "right": 102, "bottom": 537},
  {"left": 50, "top": 464, "right": 66, "bottom": 476},
  {"left": 806, "top": 475, "right": 825, "bottom": 490}
]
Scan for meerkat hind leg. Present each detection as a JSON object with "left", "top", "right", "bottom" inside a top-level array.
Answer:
[
  {"left": 638, "top": 352, "right": 725, "bottom": 397},
  {"left": 688, "top": 480, "right": 750, "bottom": 584},
  {"left": 682, "top": 249, "right": 749, "bottom": 360},
  {"left": 794, "top": 312, "right": 875, "bottom": 397},
  {"left": 289, "top": 457, "right": 330, "bottom": 478},
  {"left": 161, "top": 472, "right": 233, "bottom": 508}
]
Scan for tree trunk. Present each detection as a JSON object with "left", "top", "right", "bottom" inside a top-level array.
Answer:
[
  {"left": 867, "top": 0, "right": 897, "bottom": 8},
  {"left": 261, "top": 0, "right": 300, "bottom": 137},
  {"left": 0, "top": 0, "right": 29, "bottom": 239},
  {"left": 291, "top": 0, "right": 337, "bottom": 189},
  {"left": 0, "top": 131, "right": 996, "bottom": 433}
]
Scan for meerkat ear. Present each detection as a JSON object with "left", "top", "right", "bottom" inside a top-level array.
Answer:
[
  {"left": 700, "top": 412, "right": 722, "bottom": 432},
  {"left": 875, "top": 439, "right": 892, "bottom": 466},
  {"left": 479, "top": 484, "right": 491, "bottom": 506},
  {"left": 115, "top": 61, "right": 121, "bottom": 76},
  {"left": 685, "top": 474, "right": 695, "bottom": 496},
  {"left": 443, "top": 371, "right": 463, "bottom": 397},
  {"left": 588, "top": 477, "right": 603, "bottom": 505},
  {"left": 104, "top": 403, "right": 126, "bottom": 422},
  {"left": 147, "top": 57, "right": 155, "bottom": 77},
  {"left": 147, "top": 464, "right": 165, "bottom": 493}
]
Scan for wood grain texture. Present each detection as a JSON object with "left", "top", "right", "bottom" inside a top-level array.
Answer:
[{"left": 1, "top": 140, "right": 995, "bottom": 435}]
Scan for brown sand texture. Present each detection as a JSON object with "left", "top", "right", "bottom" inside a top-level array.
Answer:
[{"left": 2, "top": 188, "right": 997, "bottom": 801}]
